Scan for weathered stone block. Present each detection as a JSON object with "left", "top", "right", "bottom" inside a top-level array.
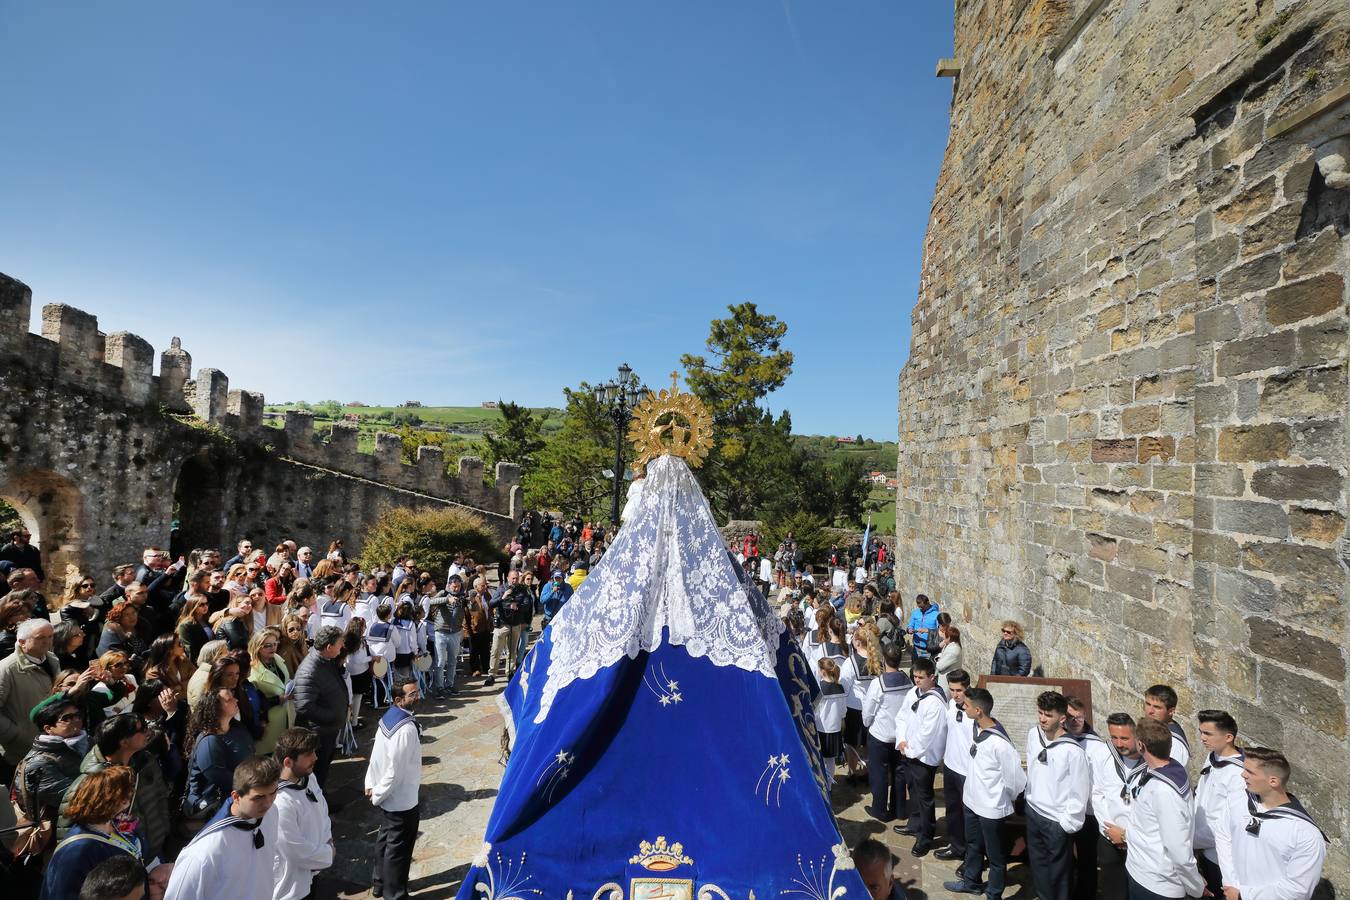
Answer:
[
  {"left": 1137, "top": 436, "right": 1176, "bottom": 462},
  {"left": 1214, "top": 174, "right": 1276, "bottom": 225},
  {"left": 1219, "top": 251, "right": 1281, "bottom": 298},
  {"left": 1194, "top": 531, "right": 1241, "bottom": 566},
  {"left": 1195, "top": 234, "right": 1238, "bottom": 279},
  {"left": 1194, "top": 384, "right": 1234, "bottom": 423},
  {"left": 1195, "top": 306, "right": 1239, "bottom": 342},
  {"left": 103, "top": 331, "right": 154, "bottom": 404},
  {"left": 1295, "top": 320, "right": 1348, "bottom": 367},
  {"left": 1091, "top": 439, "right": 1137, "bottom": 463},
  {"left": 1289, "top": 508, "right": 1345, "bottom": 544},
  {"left": 1283, "top": 227, "right": 1340, "bottom": 280},
  {"left": 1194, "top": 464, "right": 1245, "bottom": 497},
  {"left": 1264, "top": 273, "right": 1343, "bottom": 326},
  {"left": 1216, "top": 567, "right": 1277, "bottom": 614},
  {"left": 1251, "top": 465, "right": 1341, "bottom": 503},
  {"left": 1105, "top": 564, "right": 1154, "bottom": 601},
  {"left": 1087, "top": 533, "right": 1119, "bottom": 562},
  {"left": 1242, "top": 542, "right": 1343, "bottom": 584},
  {"left": 1215, "top": 331, "right": 1294, "bottom": 376},
  {"left": 1214, "top": 499, "right": 1288, "bottom": 538},
  {"left": 1122, "top": 405, "right": 1161, "bottom": 434},
  {"left": 1151, "top": 465, "right": 1193, "bottom": 492},
  {"left": 1259, "top": 365, "right": 1343, "bottom": 418},
  {"left": 1258, "top": 663, "right": 1346, "bottom": 740},
  {"left": 1217, "top": 423, "right": 1291, "bottom": 462}
]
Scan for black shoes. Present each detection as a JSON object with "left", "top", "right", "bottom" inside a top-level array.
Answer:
[
  {"left": 485, "top": 675, "right": 496, "bottom": 686},
  {"left": 942, "top": 880, "right": 985, "bottom": 895},
  {"left": 892, "top": 824, "right": 919, "bottom": 836},
  {"left": 863, "top": 806, "right": 894, "bottom": 822},
  {"left": 911, "top": 843, "right": 933, "bottom": 858},
  {"left": 934, "top": 847, "right": 963, "bottom": 861}
]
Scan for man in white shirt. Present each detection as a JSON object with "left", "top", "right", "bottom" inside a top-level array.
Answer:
[
  {"left": 1024, "top": 691, "right": 1089, "bottom": 900},
  {"left": 861, "top": 642, "right": 912, "bottom": 822},
  {"left": 365, "top": 675, "right": 424, "bottom": 900},
  {"left": 1117, "top": 719, "right": 1204, "bottom": 900},
  {"left": 1192, "top": 710, "right": 1244, "bottom": 897},
  {"left": 165, "top": 757, "right": 281, "bottom": 900},
  {"left": 935, "top": 669, "right": 973, "bottom": 863},
  {"left": 1065, "top": 696, "right": 1105, "bottom": 900},
  {"left": 943, "top": 687, "right": 1025, "bottom": 900},
  {"left": 1143, "top": 684, "right": 1190, "bottom": 767},
  {"left": 894, "top": 657, "right": 947, "bottom": 856},
  {"left": 1093, "top": 713, "right": 1145, "bottom": 900},
  {"left": 1215, "top": 747, "right": 1327, "bottom": 900},
  {"left": 272, "top": 728, "right": 334, "bottom": 900}
]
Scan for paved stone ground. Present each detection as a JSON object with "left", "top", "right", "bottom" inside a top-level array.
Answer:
[{"left": 308, "top": 662, "right": 1036, "bottom": 900}]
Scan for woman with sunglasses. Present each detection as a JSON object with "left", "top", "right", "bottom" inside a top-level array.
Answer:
[{"left": 19, "top": 695, "right": 92, "bottom": 832}]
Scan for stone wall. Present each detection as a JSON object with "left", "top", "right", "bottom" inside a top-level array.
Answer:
[
  {"left": 0, "top": 273, "right": 520, "bottom": 591},
  {"left": 898, "top": 0, "right": 1348, "bottom": 877}
]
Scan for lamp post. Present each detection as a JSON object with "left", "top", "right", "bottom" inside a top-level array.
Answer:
[{"left": 593, "top": 363, "right": 644, "bottom": 527}]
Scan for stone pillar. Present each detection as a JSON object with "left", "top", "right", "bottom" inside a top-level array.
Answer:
[
  {"left": 104, "top": 332, "right": 155, "bottom": 404},
  {"left": 284, "top": 410, "right": 315, "bottom": 453},
  {"left": 328, "top": 422, "right": 358, "bottom": 455},
  {"left": 158, "top": 337, "right": 192, "bottom": 411},
  {"left": 0, "top": 273, "right": 32, "bottom": 354},
  {"left": 40, "top": 304, "right": 100, "bottom": 386},
  {"left": 494, "top": 461, "right": 522, "bottom": 487},
  {"left": 227, "top": 389, "right": 264, "bottom": 430},
  {"left": 373, "top": 432, "right": 404, "bottom": 471},
  {"left": 191, "top": 368, "right": 229, "bottom": 423},
  {"left": 416, "top": 445, "right": 446, "bottom": 487}
]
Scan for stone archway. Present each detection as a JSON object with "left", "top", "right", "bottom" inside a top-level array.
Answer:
[
  {"left": 0, "top": 469, "right": 85, "bottom": 596},
  {"left": 173, "top": 454, "right": 228, "bottom": 556}
]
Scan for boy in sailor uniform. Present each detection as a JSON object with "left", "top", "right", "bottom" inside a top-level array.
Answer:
[
  {"left": 894, "top": 656, "right": 947, "bottom": 856},
  {"left": 935, "top": 669, "right": 973, "bottom": 862},
  {"left": 1143, "top": 684, "right": 1190, "bottom": 767},
  {"left": 1093, "top": 713, "right": 1146, "bottom": 900},
  {"left": 860, "top": 641, "right": 913, "bottom": 822},
  {"left": 365, "top": 675, "right": 424, "bottom": 900},
  {"left": 943, "top": 687, "right": 1025, "bottom": 900},
  {"left": 164, "top": 756, "right": 282, "bottom": 900},
  {"left": 272, "top": 727, "right": 334, "bottom": 900},
  {"left": 1065, "top": 696, "right": 1105, "bottom": 900},
  {"left": 1112, "top": 719, "right": 1204, "bottom": 900},
  {"left": 1214, "top": 747, "right": 1327, "bottom": 900},
  {"left": 812, "top": 657, "right": 847, "bottom": 791},
  {"left": 1192, "top": 710, "right": 1245, "bottom": 897},
  {"left": 1024, "top": 690, "right": 1089, "bottom": 900}
]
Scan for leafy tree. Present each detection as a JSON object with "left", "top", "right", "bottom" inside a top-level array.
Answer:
[
  {"left": 681, "top": 303, "right": 795, "bottom": 522},
  {"left": 762, "top": 512, "right": 831, "bottom": 567},
  {"left": 485, "top": 400, "right": 547, "bottom": 475},
  {"left": 357, "top": 505, "right": 499, "bottom": 577},
  {"left": 314, "top": 400, "right": 343, "bottom": 419},
  {"left": 389, "top": 409, "right": 423, "bottom": 427},
  {"left": 524, "top": 386, "right": 613, "bottom": 516}
]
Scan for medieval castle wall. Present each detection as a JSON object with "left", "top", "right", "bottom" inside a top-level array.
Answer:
[
  {"left": 0, "top": 272, "right": 519, "bottom": 591},
  {"left": 898, "top": 0, "right": 1348, "bottom": 877}
]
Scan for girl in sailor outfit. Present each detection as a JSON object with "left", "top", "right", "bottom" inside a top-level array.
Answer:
[
  {"left": 318, "top": 580, "right": 355, "bottom": 636},
  {"left": 838, "top": 622, "right": 881, "bottom": 757},
  {"left": 812, "top": 657, "right": 846, "bottom": 791},
  {"left": 860, "top": 641, "right": 912, "bottom": 822},
  {"left": 819, "top": 617, "right": 858, "bottom": 777},
  {"left": 390, "top": 598, "right": 425, "bottom": 678},
  {"left": 1113, "top": 719, "right": 1205, "bottom": 900},
  {"left": 1213, "top": 747, "right": 1327, "bottom": 900},
  {"left": 164, "top": 756, "right": 282, "bottom": 900},
  {"left": 802, "top": 605, "right": 833, "bottom": 671},
  {"left": 1192, "top": 710, "right": 1245, "bottom": 897}
]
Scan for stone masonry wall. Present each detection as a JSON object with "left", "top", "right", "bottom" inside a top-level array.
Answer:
[
  {"left": 898, "top": 0, "right": 1349, "bottom": 877},
  {"left": 0, "top": 274, "right": 519, "bottom": 592}
]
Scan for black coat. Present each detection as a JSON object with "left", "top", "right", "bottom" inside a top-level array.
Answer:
[
  {"left": 991, "top": 639, "right": 1032, "bottom": 677},
  {"left": 0, "top": 542, "right": 44, "bottom": 583},
  {"left": 292, "top": 649, "right": 348, "bottom": 737}
]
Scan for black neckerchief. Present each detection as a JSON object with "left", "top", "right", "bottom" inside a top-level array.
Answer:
[
  {"left": 280, "top": 776, "right": 318, "bottom": 803},
  {"left": 1107, "top": 741, "right": 1144, "bottom": 787},
  {"left": 228, "top": 818, "right": 266, "bottom": 849},
  {"left": 910, "top": 687, "right": 942, "bottom": 712},
  {"left": 1200, "top": 750, "right": 1244, "bottom": 778},
  {"left": 1035, "top": 727, "right": 1077, "bottom": 763},
  {"left": 969, "top": 720, "right": 1012, "bottom": 757},
  {"left": 1245, "top": 793, "right": 1328, "bottom": 841}
]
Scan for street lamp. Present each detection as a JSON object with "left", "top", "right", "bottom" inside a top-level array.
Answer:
[{"left": 593, "top": 363, "right": 645, "bottom": 527}]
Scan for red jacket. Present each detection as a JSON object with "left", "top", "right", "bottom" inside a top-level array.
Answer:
[{"left": 264, "top": 576, "right": 290, "bottom": 606}]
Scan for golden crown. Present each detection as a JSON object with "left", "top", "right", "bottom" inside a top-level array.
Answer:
[
  {"left": 627, "top": 372, "right": 713, "bottom": 470},
  {"left": 629, "top": 835, "right": 694, "bottom": 871}
]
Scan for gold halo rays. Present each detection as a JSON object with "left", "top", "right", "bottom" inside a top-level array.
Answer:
[{"left": 627, "top": 372, "right": 713, "bottom": 470}]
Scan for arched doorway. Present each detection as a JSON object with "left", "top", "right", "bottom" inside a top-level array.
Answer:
[
  {"left": 173, "top": 454, "right": 228, "bottom": 556},
  {"left": 0, "top": 469, "right": 85, "bottom": 596}
]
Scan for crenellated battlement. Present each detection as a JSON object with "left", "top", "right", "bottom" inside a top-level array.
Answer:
[{"left": 0, "top": 272, "right": 521, "bottom": 519}]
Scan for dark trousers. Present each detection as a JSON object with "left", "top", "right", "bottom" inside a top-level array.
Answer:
[
  {"left": 1026, "top": 805, "right": 1074, "bottom": 900},
  {"left": 1072, "top": 814, "right": 1099, "bottom": 900},
  {"left": 1196, "top": 852, "right": 1223, "bottom": 899},
  {"left": 1099, "top": 836, "right": 1128, "bottom": 900},
  {"left": 905, "top": 758, "right": 938, "bottom": 846},
  {"left": 1126, "top": 873, "right": 1174, "bottom": 900},
  {"left": 469, "top": 632, "right": 491, "bottom": 674},
  {"left": 942, "top": 766, "right": 968, "bottom": 856},
  {"left": 373, "top": 805, "right": 420, "bottom": 900},
  {"left": 311, "top": 731, "right": 337, "bottom": 789},
  {"left": 959, "top": 807, "right": 1009, "bottom": 899},
  {"left": 866, "top": 733, "right": 903, "bottom": 819}
]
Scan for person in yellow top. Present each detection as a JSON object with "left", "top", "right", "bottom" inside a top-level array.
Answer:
[{"left": 566, "top": 562, "right": 589, "bottom": 593}]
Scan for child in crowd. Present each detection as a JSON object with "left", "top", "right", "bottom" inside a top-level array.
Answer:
[{"left": 813, "top": 657, "right": 846, "bottom": 793}]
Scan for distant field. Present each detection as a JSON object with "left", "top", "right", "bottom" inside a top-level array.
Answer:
[{"left": 264, "top": 404, "right": 564, "bottom": 433}]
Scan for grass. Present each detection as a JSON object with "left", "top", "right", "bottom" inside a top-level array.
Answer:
[{"left": 264, "top": 404, "right": 564, "bottom": 435}]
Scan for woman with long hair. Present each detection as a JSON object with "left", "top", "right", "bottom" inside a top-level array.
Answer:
[
  {"left": 182, "top": 687, "right": 251, "bottom": 817},
  {"left": 51, "top": 620, "right": 89, "bottom": 670},
  {"left": 143, "top": 634, "right": 193, "bottom": 700},
  {"left": 221, "top": 563, "right": 251, "bottom": 603},
  {"left": 263, "top": 561, "right": 295, "bottom": 626},
  {"left": 203, "top": 655, "right": 260, "bottom": 746},
  {"left": 935, "top": 623, "right": 963, "bottom": 676},
  {"left": 344, "top": 617, "right": 373, "bottom": 729},
  {"left": 96, "top": 600, "right": 144, "bottom": 659},
  {"left": 310, "top": 558, "right": 341, "bottom": 582},
  {"left": 91, "top": 650, "right": 138, "bottom": 718},
  {"left": 213, "top": 591, "right": 255, "bottom": 652},
  {"left": 277, "top": 613, "right": 309, "bottom": 676},
  {"left": 57, "top": 566, "right": 97, "bottom": 611},
  {"left": 175, "top": 596, "right": 215, "bottom": 672},
  {"left": 248, "top": 627, "right": 293, "bottom": 754}
]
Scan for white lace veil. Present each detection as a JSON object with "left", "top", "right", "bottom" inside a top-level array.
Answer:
[{"left": 534, "top": 453, "right": 784, "bottom": 723}]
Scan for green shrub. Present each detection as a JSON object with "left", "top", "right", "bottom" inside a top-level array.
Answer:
[
  {"left": 358, "top": 505, "right": 500, "bottom": 577},
  {"left": 762, "top": 511, "right": 832, "bottom": 567}
]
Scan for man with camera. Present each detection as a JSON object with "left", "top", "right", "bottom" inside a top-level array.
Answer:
[{"left": 485, "top": 570, "right": 532, "bottom": 687}]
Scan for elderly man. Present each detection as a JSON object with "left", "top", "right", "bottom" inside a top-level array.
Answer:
[
  {"left": 853, "top": 839, "right": 906, "bottom": 900},
  {"left": 294, "top": 547, "right": 315, "bottom": 580},
  {"left": 0, "top": 618, "right": 59, "bottom": 783},
  {"left": 293, "top": 625, "right": 349, "bottom": 789}
]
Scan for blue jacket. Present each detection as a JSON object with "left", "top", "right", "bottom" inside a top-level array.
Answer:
[
  {"left": 906, "top": 604, "right": 941, "bottom": 654},
  {"left": 540, "top": 580, "right": 573, "bottom": 618},
  {"left": 40, "top": 825, "right": 147, "bottom": 900}
]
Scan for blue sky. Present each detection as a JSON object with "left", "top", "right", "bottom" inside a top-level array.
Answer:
[{"left": 2, "top": 2, "right": 953, "bottom": 440}]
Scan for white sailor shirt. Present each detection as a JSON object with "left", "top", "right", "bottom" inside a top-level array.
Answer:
[
  {"left": 1216, "top": 790, "right": 1327, "bottom": 900},
  {"left": 1193, "top": 750, "right": 1245, "bottom": 874},
  {"left": 365, "top": 706, "right": 422, "bottom": 813},
  {"left": 164, "top": 802, "right": 280, "bottom": 900},
  {"left": 1122, "top": 762, "right": 1205, "bottom": 899},
  {"left": 1025, "top": 726, "right": 1089, "bottom": 833},
  {"left": 861, "top": 671, "right": 913, "bottom": 743},
  {"left": 812, "top": 682, "right": 846, "bottom": 735},
  {"left": 318, "top": 598, "right": 352, "bottom": 633},
  {"left": 272, "top": 775, "right": 334, "bottom": 900},
  {"left": 943, "top": 701, "right": 974, "bottom": 777},
  {"left": 896, "top": 685, "right": 948, "bottom": 766},
  {"left": 839, "top": 650, "right": 877, "bottom": 711},
  {"left": 367, "top": 621, "right": 397, "bottom": 664},
  {"left": 1073, "top": 730, "right": 1110, "bottom": 819},
  {"left": 1088, "top": 741, "right": 1144, "bottom": 837},
  {"left": 963, "top": 721, "right": 1026, "bottom": 819},
  {"left": 1167, "top": 720, "right": 1191, "bottom": 768}
]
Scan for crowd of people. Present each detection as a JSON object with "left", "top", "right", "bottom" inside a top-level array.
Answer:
[
  {"left": 786, "top": 566, "right": 1328, "bottom": 900},
  {"left": 0, "top": 523, "right": 555, "bottom": 900}
]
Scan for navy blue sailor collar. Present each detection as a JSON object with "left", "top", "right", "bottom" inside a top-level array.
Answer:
[
  {"left": 1131, "top": 760, "right": 1190, "bottom": 799},
  {"left": 1201, "top": 749, "right": 1244, "bottom": 776},
  {"left": 380, "top": 704, "right": 420, "bottom": 737},
  {"left": 192, "top": 799, "right": 266, "bottom": 848},
  {"left": 880, "top": 671, "right": 912, "bottom": 692}
]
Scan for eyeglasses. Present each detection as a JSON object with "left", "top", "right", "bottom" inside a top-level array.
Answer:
[
  {"left": 80, "top": 583, "right": 94, "bottom": 590},
  {"left": 57, "top": 712, "right": 83, "bottom": 723}
]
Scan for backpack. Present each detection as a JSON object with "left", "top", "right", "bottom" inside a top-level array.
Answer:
[{"left": 8, "top": 750, "right": 58, "bottom": 861}]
